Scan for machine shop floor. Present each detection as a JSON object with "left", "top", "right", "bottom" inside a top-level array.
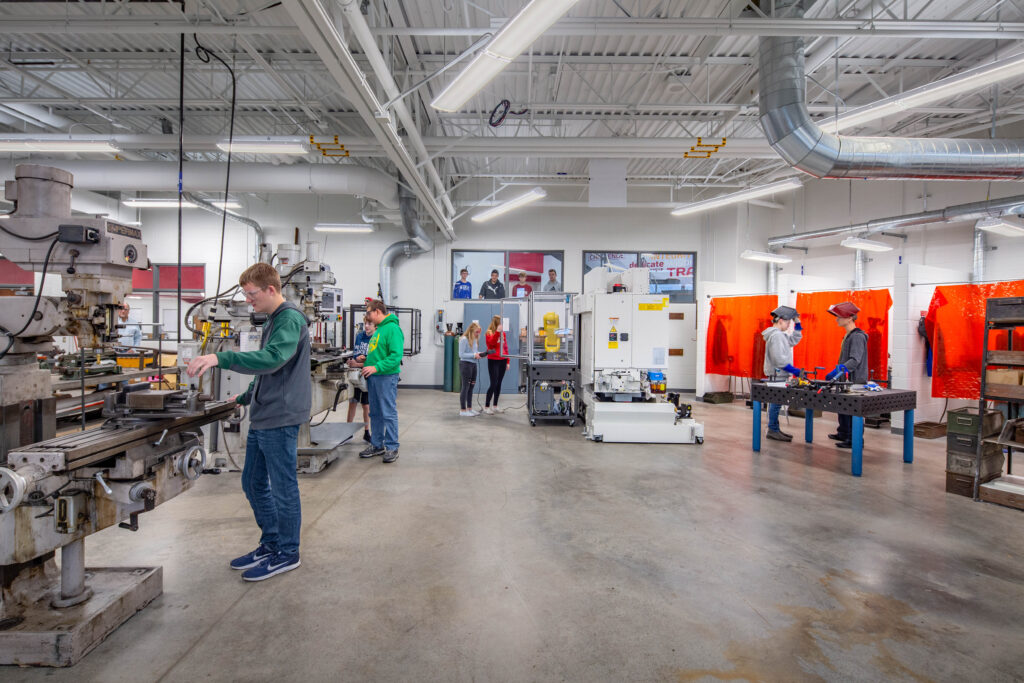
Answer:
[{"left": 6, "top": 390, "right": 1023, "bottom": 682}]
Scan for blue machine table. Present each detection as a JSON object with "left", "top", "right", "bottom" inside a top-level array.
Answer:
[{"left": 750, "top": 382, "right": 917, "bottom": 476}]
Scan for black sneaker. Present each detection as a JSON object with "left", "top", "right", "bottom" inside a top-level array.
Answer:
[
  {"left": 382, "top": 450, "right": 399, "bottom": 464},
  {"left": 359, "top": 445, "right": 384, "bottom": 458},
  {"left": 828, "top": 433, "right": 845, "bottom": 441},
  {"left": 766, "top": 430, "right": 793, "bottom": 442},
  {"left": 363, "top": 431, "right": 372, "bottom": 443},
  {"left": 835, "top": 441, "right": 853, "bottom": 449}
]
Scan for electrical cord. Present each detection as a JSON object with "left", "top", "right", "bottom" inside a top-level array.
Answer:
[
  {"left": 0, "top": 224, "right": 58, "bottom": 242},
  {"left": 194, "top": 34, "right": 236, "bottom": 324},
  {"left": 0, "top": 236, "right": 61, "bottom": 359},
  {"left": 488, "top": 99, "right": 528, "bottom": 127}
]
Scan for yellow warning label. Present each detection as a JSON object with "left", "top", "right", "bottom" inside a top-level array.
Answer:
[
  {"left": 639, "top": 297, "right": 671, "bottom": 311},
  {"left": 608, "top": 342, "right": 618, "bottom": 349}
]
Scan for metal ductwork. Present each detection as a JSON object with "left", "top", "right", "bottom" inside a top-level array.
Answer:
[
  {"left": 181, "top": 191, "right": 265, "bottom": 243},
  {"left": 0, "top": 160, "right": 401, "bottom": 208},
  {"left": 379, "top": 187, "right": 434, "bottom": 304},
  {"left": 972, "top": 227, "right": 987, "bottom": 282},
  {"left": 758, "top": 1, "right": 1024, "bottom": 180},
  {"left": 767, "top": 193, "right": 1024, "bottom": 247}
]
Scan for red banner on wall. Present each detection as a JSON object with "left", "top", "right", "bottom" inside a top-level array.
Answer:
[
  {"left": 792, "top": 289, "right": 892, "bottom": 381},
  {"left": 925, "top": 281, "right": 1024, "bottom": 399},
  {"left": 705, "top": 295, "right": 778, "bottom": 377}
]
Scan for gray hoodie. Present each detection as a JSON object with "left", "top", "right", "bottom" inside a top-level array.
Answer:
[{"left": 762, "top": 325, "right": 802, "bottom": 377}]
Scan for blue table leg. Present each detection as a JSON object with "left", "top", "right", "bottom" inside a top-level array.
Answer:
[
  {"left": 903, "top": 409, "right": 914, "bottom": 463},
  {"left": 752, "top": 400, "right": 761, "bottom": 452},
  {"left": 851, "top": 415, "right": 864, "bottom": 477},
  {"left": 805, "top": 409, "right": 814, "bottom": 443}
]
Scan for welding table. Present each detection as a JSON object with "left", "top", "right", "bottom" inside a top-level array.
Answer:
[{"left": 750, "top": 382, "right": 917, "bottom": 477}]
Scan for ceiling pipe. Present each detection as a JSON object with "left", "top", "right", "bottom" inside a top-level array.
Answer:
[
  {"left": 0, "top": 160, "right": 400, "bottom": 208},
  {"left": 972, "top": 227, "right": 987, "bottom": 282},
  {"left": 181, "top": 191, "right": 265, "bottom": 244},
  {"left": 766, "top": 193, "right": 1024, "bottom": 247},
  {"left": 758, "top": 1, "right": 1024, "bottom": 180},
  {"left": 335, "top": 0, "right": 455, "bottom": 220},
  {"left": 380, "top": 187, "right": 434, "bottom": 304}
]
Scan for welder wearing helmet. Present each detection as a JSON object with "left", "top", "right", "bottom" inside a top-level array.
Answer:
[
  {"left": 761, "top": 305, "right": 802, "bottom": 441},
  {"left": 825, "top": 301, "right": 869, "bottom": 449}
]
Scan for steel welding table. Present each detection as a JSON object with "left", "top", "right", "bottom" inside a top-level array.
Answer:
[{"left": 750, "top": 382, "right": 917, "bottom": 476}]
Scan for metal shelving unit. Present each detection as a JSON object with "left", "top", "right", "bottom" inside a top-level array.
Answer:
[{"left": 974, "top": 296, "right": 1024, "bottom": 508}]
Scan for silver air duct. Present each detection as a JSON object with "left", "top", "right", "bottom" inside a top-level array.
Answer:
[
  {"left": 182, "top": 191, "right": 265, "bottom": 243},
  {"left": 758, "top": 2, "right": 1024, "bottom": 180},
  {"left": 379, "top": 187, "right": 434, "bottom": 304},
  {"left": 854, "top": 249, "right": 866, "bottom": 289},
  {"left": 767, "top": 193, "right": 1024, "bottom": 247},
  {"left": 972, "top": 226, "right": 987, "bottom": 282}
]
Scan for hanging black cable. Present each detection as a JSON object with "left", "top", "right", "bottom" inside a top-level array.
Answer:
[
  {"left": 0, "top": 236, "right": 61, "bottom": 359},
  {"left": 488, "top": 99, "right": 529, "bottom": 128},
  {"left": 177, "top": 32, "right": 185, "bottom": 344},
  {"left": 194, "top": 34, "right": 237, "bottom": 324}
]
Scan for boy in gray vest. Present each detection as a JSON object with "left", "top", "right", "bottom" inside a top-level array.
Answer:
[
  {"left": 761, "top": 305, "right": 803, "bottom": 441},
  {"left": 187, "top": 262, "right": 311, "bottom": 581}
]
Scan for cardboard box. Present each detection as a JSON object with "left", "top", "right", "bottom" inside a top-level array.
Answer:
[{"left": 986, "top": 368, "right": 1023, "bottom": 386}]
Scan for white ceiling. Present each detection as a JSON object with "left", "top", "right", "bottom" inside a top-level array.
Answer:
[{"left": 1, "top": 0, "right": 1023, "bottom": 222}]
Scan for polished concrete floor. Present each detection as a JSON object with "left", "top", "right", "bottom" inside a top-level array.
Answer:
[{"left": 5, "top": 390, "right": 1024, "bottom": 682}]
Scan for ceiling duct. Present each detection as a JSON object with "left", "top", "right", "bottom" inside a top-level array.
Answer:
[
  {"left": 0, "top": 160, "right": 400, "bottom": 208},
  {"left": 758, "top": 1, "right": 1024, "bottom": 180},
  {"left": 379, "top": 187, "right": 434, "bottom": 304},
  {"left": 766, "top": 193, "right": 1024, "bottom": 247}
]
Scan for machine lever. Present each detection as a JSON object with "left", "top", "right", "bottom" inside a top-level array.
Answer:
[
  {"left": 152, "top": 429, "right": 169, "bottom": 447},
  {"left": 94, "top": 472, "right": 113, "bottom": 495}
]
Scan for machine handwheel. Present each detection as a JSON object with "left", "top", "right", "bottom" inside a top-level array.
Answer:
[
  {"left": 179, "top": 445, "right": 207, "bottom": 481},
  {"left": 0, "top": 467, "right": 28, "bottom": 513}
]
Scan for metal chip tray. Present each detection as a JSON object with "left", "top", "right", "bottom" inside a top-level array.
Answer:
[
  {"left": 751, "top": 383, "right": 917, "bottom": 416},
  {"left": 6, "top": 401, "right": 236, "bottom": 472}
]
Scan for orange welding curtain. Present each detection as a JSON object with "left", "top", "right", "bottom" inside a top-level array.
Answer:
[
  {"left": 925, "top": 281, "right": 1024, "bottom": 399},
  {"left": 706, "top": 295, "right": 778, "bottom": 377},
  {"left": 792, "top": 289, "right": 892, "bottom": 381}
]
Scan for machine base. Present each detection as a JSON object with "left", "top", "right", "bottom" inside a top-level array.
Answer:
[
  {"left": 297, "top": 422, "right": 363, "bottom": 474},
  {"left": 0, "top": 566, "right": 162, "bottom": 667},
  {"left": 583, "top": 400, "right": 704, "bottom": 444}
]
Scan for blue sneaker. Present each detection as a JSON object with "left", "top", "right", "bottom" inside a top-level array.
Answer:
[
  {"left": 242, "top": 551, "right": 301, "bottom": 582},
  {"left": 230, "top": 544, "right": 274, "bottom": 570}
]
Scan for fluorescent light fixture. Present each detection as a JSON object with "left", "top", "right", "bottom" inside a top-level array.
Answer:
[
  {"left": 670, "top": 179, "right": 802, "bottom": 217},
  {"left": 208, "top": 200, "right": 242, "bottom": 209},
  {"left": 313, "top": 223, "right": 375, "bottom": 233},
  {"left": 0, "top": 140, "right": 120, "bottom": 153},
  {"left": 841, "top": 236, "right": 893, "bottom": 252},
  {"left": 430, "top": 0, "right": 580, "bottom": 112},
  {"left": 740, "top": 249, "right": 792, "bottom": 264},
  {"left": 976, "top": 216, "right": 1024, "bottom": 237},
  {"left": 215, "top": 138, "right": 308, "bottom": 154},
  {"left": 0, "top": 214, "right": 9, "bottom": 220},
  {"left": 471, "top": 187, "right": 547, "bottom": 222},
  {"left": 826, "top": 51, "right": 1024, "bottom": 132},
  {"left": 122, "top": 198, "right": 197, "bottom": 208}
]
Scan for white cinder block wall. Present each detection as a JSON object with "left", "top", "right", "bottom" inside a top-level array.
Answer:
[{"left": 131, "top": 177, "right": 1024, "bottom": 404}]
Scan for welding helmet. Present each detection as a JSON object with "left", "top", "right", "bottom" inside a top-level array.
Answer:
[
  {"left": 827, "top": 301, "right": 860, "bottom": 319},
  {"left": 771, "top": 305, "right": 799, "bottom": 322}
]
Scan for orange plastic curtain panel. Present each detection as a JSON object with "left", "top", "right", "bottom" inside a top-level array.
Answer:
[
  {"left": 792, "top": 289, "right": 892, "bottom": 381},
  {"left": 924, "top": 281, "right": 1024, "bottom": 399},
  {"left": 705, "top": 295, "right": 778, "bottom": 377}
]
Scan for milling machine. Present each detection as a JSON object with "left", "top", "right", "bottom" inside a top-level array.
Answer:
[
  {"left": 0, "top": 164, "right": 236, "bottom": 667},
  {"left": 576, "top": 267, "right": 704, "bottom": 444},
  {"left": 200, "top": 241, "right": 358, "bottom": 474}
]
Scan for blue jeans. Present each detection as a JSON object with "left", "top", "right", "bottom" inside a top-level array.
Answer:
[
  {"left": 768, "top": 403, "right": 781, "bottom": 432},
  {"left": 368, "top": 373, "right": 399, "bottom": 451},
  {"left": 242, "top": 424, "right": 301, "bottom": 555}
]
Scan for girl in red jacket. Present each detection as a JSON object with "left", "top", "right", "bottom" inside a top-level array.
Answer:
[{"left": 484, "top": 315, "right": 510, "bottom": 414}]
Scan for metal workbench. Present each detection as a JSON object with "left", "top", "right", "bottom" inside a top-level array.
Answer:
[{"left": 750, "top": 382, "right": 917, "bottom": 477}]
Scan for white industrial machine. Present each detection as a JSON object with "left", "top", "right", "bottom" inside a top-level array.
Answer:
[
  {"left": 0, "top": 165, "right": 236, "bottom": 666},
  {"left": 576, "top": 267, "right": 704, "bottom": 444},
  {"left": 194, "top": 241, "right": 359, "bottom": 474}
]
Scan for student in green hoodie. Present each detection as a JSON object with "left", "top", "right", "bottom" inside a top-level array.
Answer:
[
  {"left": 359, "top": 300, "right": 404, "bottom": 464},
  {"left": 186, "top": 262, "right": 310, "bottom": 582}
]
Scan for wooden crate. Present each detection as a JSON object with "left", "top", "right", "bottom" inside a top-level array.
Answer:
[
  {"left": 702, "top": 392, "right": 734, "bottom": 404},
  {"left": 979, "top": 474, "right": 1024, "bottom": 510},
  {"left": 914, "top": 421, "right": 946, "bottom": 439}
]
